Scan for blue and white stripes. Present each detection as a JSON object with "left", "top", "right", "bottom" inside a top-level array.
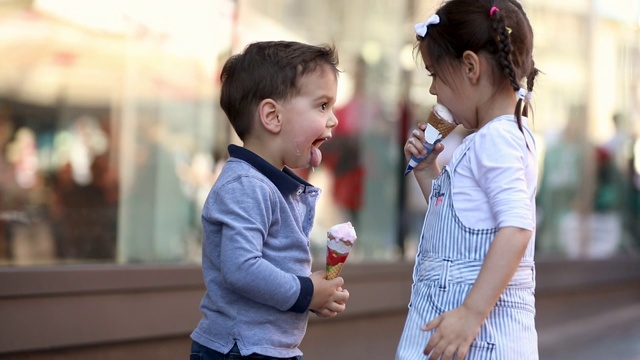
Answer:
[{"left": 396, "top": 139, "right": 538, "bottom": 360}]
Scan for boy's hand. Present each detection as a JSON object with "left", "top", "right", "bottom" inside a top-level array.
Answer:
[
  {"left": 313, "top": 288, "right": 349, "bottom": 318},
  {"left": 309, "top": 270, "right": 350, "bottom": 318}
]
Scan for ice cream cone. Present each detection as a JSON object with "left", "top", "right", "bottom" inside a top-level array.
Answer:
[
  {"left": 326, "top": 262, "right": 344, "bottom": 281},
  {"left": 427, "top": 105, "right": 457, "bottom": 138},
  {"left": 404, "top": 104, "right": 457, "bottom": 176},
  {"left": 325, "top": 222, "right": 357, "bottom": 280}
]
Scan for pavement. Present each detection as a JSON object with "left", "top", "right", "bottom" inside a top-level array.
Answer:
[{"left": 539, "top": 303, "right": 640, "bottom": 360}]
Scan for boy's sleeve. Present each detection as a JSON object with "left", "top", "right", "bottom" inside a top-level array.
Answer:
[
  {"left": 207, "top": 175, "right": 311, "bottom": 312},
  {"left": 289, "top": 276, "right": 313, "bottom": 313}
]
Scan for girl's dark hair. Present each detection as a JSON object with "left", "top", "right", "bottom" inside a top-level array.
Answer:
[
  {"left": 220, "top": 41, "right": 339, "bottom": 141},
  {"left": 417, "top": 0, "right": 539, "bottom": 132}
]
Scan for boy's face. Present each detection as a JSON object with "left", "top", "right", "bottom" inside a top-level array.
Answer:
[{"left": 277, "top": 65, "right": 338, "bottom": 169}]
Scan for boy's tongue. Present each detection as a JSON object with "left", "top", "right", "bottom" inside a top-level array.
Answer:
[{"left": 310, "top": 146, "right": 322, "bottom": 167}]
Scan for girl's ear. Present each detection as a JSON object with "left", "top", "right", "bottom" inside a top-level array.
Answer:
[
  {"left": 461, "top": 50, "right": 481, "bottom": 84},
  {"left": 258, "top": 99, "right": 282, "bottom": 134}
]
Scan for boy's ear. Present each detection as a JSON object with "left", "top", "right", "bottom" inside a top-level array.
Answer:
[
  {"left": 258, "top": 99, "right": 282, "bottom": 134},
  {"left": 461, "top": 50, "right": 480, "bottom": 84}
]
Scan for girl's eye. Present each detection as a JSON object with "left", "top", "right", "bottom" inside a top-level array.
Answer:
[{"left": 320, "top": 103, "right": 327, "bottom": 111}]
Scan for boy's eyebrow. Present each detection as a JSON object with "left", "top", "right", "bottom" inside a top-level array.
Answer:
[{"left": 315, "top": 94, "right": 336, "bottom": 103}]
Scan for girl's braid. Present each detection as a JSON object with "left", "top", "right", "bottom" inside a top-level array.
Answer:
[
  {"left": 523, "top": 63, "right": 540, "bottom": 117},
  {"left": 505, "top": 0, "right": 539, "bottom": 119},
  {"left": 490, "top": 7, "right": 524, "bottom": 132}
]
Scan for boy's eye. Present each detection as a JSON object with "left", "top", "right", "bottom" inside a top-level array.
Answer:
[{"left": 320, "top": 103, "right": 327, "bottom": 111}]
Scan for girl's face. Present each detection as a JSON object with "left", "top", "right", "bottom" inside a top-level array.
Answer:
[
  {"left": 422, "top": 51, "right": 479, "bottom": 130},
  {"left": 278, "top": 65, "right": 338, "bottom": 169}
]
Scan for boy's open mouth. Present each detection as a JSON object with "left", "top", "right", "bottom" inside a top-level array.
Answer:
[
  {"left": 309, "top": 136, "right": 330, "bottom": 167},
  {"left": 312, "top": 137, "right": 330, "bottom": 148}
]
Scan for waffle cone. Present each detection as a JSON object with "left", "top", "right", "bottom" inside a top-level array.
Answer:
[
  {"left": 427, "top": 109, "right": 457, "bottom": 138},
  {"left": 326, "top": 262, "right": 345, "bottom": 280}
]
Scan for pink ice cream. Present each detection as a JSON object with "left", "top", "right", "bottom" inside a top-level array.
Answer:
[{"left": 325, "top": 222, "right": 357, "bottom": 280}]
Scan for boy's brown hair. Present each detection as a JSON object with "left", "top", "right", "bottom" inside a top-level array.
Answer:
[{"left": 220, "top": 41, "right": 339, "bottom": 141}]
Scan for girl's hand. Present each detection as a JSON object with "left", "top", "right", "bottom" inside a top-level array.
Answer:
[
  {"left": 421, "top": 305, "right": 484, "bottom": 360},
  {"left": 404, "top": 122, "right": 444, "bottom": 173}
]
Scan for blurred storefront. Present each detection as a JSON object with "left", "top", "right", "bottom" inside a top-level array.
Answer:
[
  {"left": 1, "top": 0, "right": 639, "bottom": 359},
  {"left": 0, "top": 0, "right": 228, "bottom": 264}
]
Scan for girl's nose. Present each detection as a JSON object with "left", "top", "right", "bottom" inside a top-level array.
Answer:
[{"left": 429, "top": 81, "right": 436, "bottom": 96}]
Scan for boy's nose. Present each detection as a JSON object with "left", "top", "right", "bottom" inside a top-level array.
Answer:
[{"left": 328, "top": 111, "right": 339, "bottom": 128}]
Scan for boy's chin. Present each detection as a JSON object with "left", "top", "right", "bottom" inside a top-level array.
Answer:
[
  {"left": 285, "top": 148, "right": 321, "bottom": 169},
  {"left": 291, "top": 160, "right": 321, "bottom": 170}
]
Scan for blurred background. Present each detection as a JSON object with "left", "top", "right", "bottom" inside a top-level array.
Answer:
[{"left": 0, "top": 0, "right": 639, "bottom": 359}]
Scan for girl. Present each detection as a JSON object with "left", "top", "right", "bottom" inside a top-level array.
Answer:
[{"left": 396, "top": 1, "right": 540, "bottom": 359}]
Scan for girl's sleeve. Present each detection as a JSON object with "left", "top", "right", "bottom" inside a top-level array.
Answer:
[
  {"left": 206, "top": 176, "right": 304, "bottom": 312},
  {"left": 470, "top": 123, "right": 534, "bottom": 230}
]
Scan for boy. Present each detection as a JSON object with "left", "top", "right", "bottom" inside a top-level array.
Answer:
[{"left": 190, "top": 41, "right": 349, "bottom": 360}]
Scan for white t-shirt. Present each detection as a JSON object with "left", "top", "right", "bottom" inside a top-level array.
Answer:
[{"left": 449, "top": 115, "right": 537, "bottom": 231}]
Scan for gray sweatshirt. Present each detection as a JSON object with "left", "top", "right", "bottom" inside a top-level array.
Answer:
[{"left": 191, "top": 145, "right": 319, "bottom": 358}]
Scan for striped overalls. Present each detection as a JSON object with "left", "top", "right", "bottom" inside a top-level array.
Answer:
[{"left": 396, "top": 135, "right": 538, "bottom": 360}]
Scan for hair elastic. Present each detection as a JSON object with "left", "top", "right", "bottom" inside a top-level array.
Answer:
[
  {"left": 490, "top": 6, "right": 500, "bottom": 16},
  {"left": 517, "top": 88, "right": 528, "bottom": 100},
  {"left": 414, "top": 14, "right": 440, "bottom": 37}
]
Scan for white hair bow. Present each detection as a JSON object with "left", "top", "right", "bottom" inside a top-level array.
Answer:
[{"left": 414, "top": 14, "right": 440, "bottom": 37}]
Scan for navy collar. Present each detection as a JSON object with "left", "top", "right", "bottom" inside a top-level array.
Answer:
[{"left": 228, "top": 144, "right": 312, "bottom": 196}]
